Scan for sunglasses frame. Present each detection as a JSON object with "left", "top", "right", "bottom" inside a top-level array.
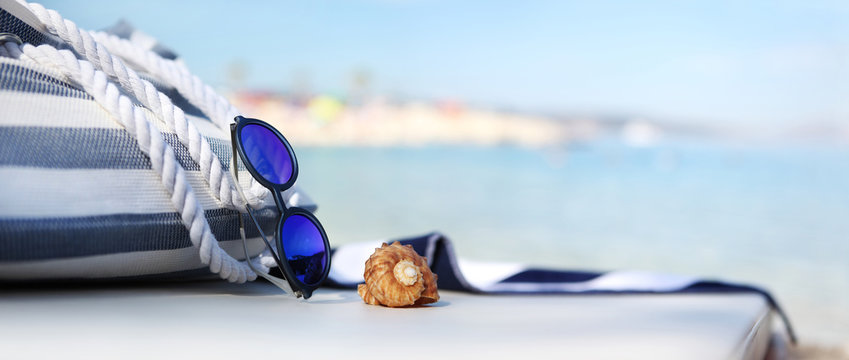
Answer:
[{"left": 230, "top": 115, "right": 330, "bottom": 299}]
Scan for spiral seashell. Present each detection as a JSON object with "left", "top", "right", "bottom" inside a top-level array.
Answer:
[{"left": 359, "top": 241, "right": 439, "bottom": 307}]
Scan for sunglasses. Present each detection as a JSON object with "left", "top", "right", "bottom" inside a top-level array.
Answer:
[{"left": 230, "top": 115, "right": 331, "bottom": 299}]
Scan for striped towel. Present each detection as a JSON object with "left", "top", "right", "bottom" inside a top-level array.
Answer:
[
  {"left": 0, "top": 1, "right": 314, "bottom": 280},
  {"left": 328, "top": 232, "right": 797, "bottom": 343}
]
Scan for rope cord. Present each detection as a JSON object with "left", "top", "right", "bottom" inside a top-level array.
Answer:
[
  {"left": 87, "top": 29, "right": 272, "bottom": 204},
  {"left": 22, "top": 2, "right": 270, "bottom": 210},
  {"left": 1, "top": 2, "right": 271, "bottom": 282}
]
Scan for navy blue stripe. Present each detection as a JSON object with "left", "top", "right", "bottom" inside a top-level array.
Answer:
[
  {"left": 100, "top": 20, "right": 135, "bottom": 41},
  {"left": 0, "top": 8, "right": 50, "bottom": 47},
  {"left": 0, "top": 207, "right": 278, "bottom": 261},
  {"left": 101, "top": 20, "right": 179, "bottom": 60},
  {"left": 0, "top": 267, "right": 217, "bottom": 284},
  {"left": 160, "top": 84, "right": 205, "bottom": 117},
  {"left": 151, "top": 43, "right": 179, "bottom": 61},
  {"left": 500, "top": 269, "right": 602, "bottom": 283},
  {"left": 136, "top": 73, "right": 205, "bottom": 118},
  {"left": 0, "top": 62, "right": 90, "bottom": 98},
  {"left": 0, "top": 127, "right": 152, "bottom": 169},
  {"left": 0, "top": 267, "right": 216, "bottom": 284},
  {"left": 0, "top": 127, "right": 238, "bottom": 171},
  {"left": 165, "top": 132, "right": 239, "bottom": 172}
]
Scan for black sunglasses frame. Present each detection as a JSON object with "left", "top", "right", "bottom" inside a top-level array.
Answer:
[{"left": 230, "top": 115, "right": 331, "bottom": 299}]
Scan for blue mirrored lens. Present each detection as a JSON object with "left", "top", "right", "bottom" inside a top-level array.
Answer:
[
  {"left": 279, "top": 214, "right": 327, "bottom": 286},
  {"left": 240, "top": 124, "right": 293, "bottom": 185}
]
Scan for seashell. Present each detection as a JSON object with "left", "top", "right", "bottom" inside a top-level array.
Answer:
[{"left": 359, "top": 241, "right": 439, "bottom": 307}]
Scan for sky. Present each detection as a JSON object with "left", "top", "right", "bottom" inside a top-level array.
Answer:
[{"left": 36, "top": 1, "right": 849, "bottom": 127}]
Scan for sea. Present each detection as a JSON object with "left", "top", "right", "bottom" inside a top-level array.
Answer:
[{"left": 296, "top": 137, "right": 849, "bottom": 346}]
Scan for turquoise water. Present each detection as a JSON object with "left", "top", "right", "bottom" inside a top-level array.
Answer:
[{"left": 297, "top": 139, "right": 849, "bottom": 345}]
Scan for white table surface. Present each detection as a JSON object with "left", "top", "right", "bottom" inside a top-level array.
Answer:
[{"left": 0, "top": 281, "right": 778, "bottom": 359}]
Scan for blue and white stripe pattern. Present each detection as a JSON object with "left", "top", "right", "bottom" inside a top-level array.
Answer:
[
  {"left": 328, "top": 232, "right": 797, "bottom": 343},
  {"left": 0, "top": 3, "right": 314, "bottom": 280}
]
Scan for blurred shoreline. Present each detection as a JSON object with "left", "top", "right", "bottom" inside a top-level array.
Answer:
[
  {"left": 228, "top": 91, "right": 849, "bottom": 150},
  {"left": 230, "top": 91, "right": 590, "bottom": 148}
]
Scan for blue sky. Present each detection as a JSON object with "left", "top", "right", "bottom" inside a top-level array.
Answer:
[{"left": 39, "top": 1, "right": 849, "bottom": 126}]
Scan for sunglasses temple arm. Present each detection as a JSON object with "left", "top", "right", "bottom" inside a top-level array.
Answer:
[
  {"left": 243, "top": 204, "right": 283, "bottom": 263},
  {"left": 239, "top": 224, "right": 296, "bottom": 296},
  {"left": 229, "top": 124, "right": 252, "bottom": 207}
]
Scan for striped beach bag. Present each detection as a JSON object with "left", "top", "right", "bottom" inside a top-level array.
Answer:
[{"left": 0, "top": 0, "right": 313, "bottom": 282}]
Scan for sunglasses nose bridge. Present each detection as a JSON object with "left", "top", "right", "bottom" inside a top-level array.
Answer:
[{"left": 271, "top": 188, "right": 289, "bottom": 214}]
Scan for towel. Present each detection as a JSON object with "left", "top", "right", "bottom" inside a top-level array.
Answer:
[{"left": 327, "top": 232, "right": 797, "bottom": 343}]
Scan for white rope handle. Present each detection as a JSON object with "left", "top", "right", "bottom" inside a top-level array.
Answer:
[
  {"left": 88, "top": 29, "right": 272, "bottom": 203},
  {"left": 0, "top": 41, "right": 266, "bottom": 283},
  {"left": 86, "top": 28, "right": 239, "bottom": 131},
  {"left": 21, "top": 2, "right": 268, "bottom": 210}
]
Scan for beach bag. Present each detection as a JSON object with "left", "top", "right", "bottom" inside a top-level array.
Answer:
[{"left": 0, "top": 0, "right": 314, "bottom": 281}]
